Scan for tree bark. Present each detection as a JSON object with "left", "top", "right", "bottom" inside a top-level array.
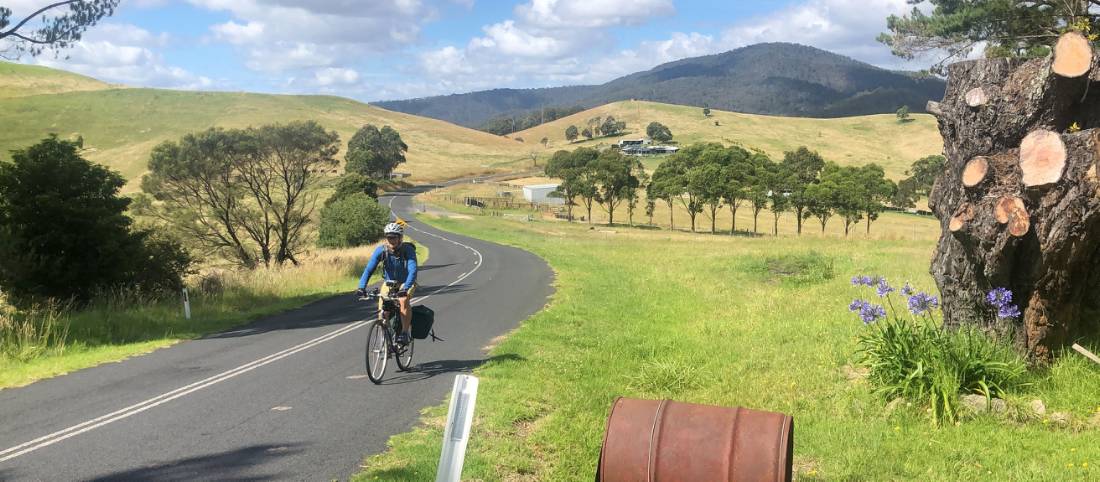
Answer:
[{"left": 929, "top": 52, "right": 1100, "bottom": 363}]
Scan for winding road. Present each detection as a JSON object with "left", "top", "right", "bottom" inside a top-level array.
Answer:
[{"left": 0, "top": 188, "right": 554, "bottom": 481}]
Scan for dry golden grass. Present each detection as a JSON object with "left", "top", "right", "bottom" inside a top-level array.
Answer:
[
  {"left": 0, "top": 61, "right": 112, "bottom": 98},
  {"left": 514, "top": 100, "right": 944, "bottom": 180}
]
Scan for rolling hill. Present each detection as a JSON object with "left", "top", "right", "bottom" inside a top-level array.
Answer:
[
  {"left": 0, "top": 63, "right": 533, "bottom": 190},
  {"left": 375, "top": 43, "right": 946, "bottom": 130},
  {"left": 0, "top": 62, "right": 113, "bottom": 98},
  {"left": 514, "top": 100, "right": 943, "bottom": 180}
]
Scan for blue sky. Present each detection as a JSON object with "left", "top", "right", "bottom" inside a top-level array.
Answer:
[{"left": 6, "top": 0, "right": 937, "bottom": 102}]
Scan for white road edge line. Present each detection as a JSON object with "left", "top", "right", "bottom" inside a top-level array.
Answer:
[{"left": 0, "top": 191, "right": 483, "bottom": 464}]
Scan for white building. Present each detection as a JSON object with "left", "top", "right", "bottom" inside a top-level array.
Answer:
[{"left": 522, "top": 183, "right": 564, "bottom": 205}]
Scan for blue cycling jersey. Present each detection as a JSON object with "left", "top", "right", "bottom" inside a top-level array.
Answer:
[{"left": 358, "top": 243, "right": 418, "bottom": 290}]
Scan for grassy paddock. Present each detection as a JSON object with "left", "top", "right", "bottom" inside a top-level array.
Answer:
[
  {"left": 0, "top": 242, "right": 426, "bottom": 389},
  {"left": 355, "top": 208, "right": 1100, "bottom": 481}
]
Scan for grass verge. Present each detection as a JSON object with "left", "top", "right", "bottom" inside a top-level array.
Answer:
[
  {"left": 0, "top": 241, "right": 428, "bottom": 389},
  {"left": 354, "top": 208, "right": 1100, "bottom": 481}
]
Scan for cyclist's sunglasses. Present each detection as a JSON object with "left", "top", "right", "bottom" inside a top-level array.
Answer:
[{"left": 385, "top": 234, "right": 401, "bottom": 240}]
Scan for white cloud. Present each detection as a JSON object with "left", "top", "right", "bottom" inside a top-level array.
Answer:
[
  {"left": 718, "top": 0, "right": 933, "bottom": 69},
  {"left": 471, "top": 20, "right": 574, "bottom": 58},
  {"left": 406, "top": 0, "right": 676, "bottom": 97},
  {"left": 516, "top": 0, "right": 675, "bottom": 29},
  {"left": 211, "top": 21, "right": 265, "bottom": 45},
  {"left": 314, "top": 67, "right": 359, "bottom": 86},
  {"left": 420, "top": 46, "right": 475, "bottom": 76},
  {"left": 29, "top": 23, "right": 212, "bottom": 90},
  {"left": 193, "top": 0, "right": 432, "bottom": 73}
]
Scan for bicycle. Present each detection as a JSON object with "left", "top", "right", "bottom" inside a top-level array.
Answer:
[{"left": 359, "top": 280, "right": 414, "bottom": 384}]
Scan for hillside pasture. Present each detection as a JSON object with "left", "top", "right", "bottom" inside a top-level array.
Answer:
[{"left": 515, "top": 100, "right": 943, "bottom": 180}]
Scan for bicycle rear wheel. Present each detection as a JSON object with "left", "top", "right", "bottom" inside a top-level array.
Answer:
[{"left": 365, "top": 322, "right": 388, "bottom": 384}]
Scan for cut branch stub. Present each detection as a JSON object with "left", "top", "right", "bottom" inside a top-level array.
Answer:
[
  {"left": 949, "top": 203, "right": 975, "bottom": 232},
  {"left": 1052, "top": 31, "right": 1093, "bottom": 78},
  {"left": 1007, "top": 207, "right": 1030, "bottom": 237},
  {"left": 1019, "top": 129, "right": 1067, "bottom": 186},
  {"left": 962, "top": 156, "right": 989, "bottom": 187},
  {"left": 926, "top": 100, "right": 944, "bottom": 118},
  {"left": 994, "top": 196, "right": 1026, "bottom": 224},
  {"left": 965, "top": 87, "right": 989, "bottom": 107}
]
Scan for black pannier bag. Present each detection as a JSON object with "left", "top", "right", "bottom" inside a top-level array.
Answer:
[{"left": 411, "top": 305, "right": 435, "bottom": 340}]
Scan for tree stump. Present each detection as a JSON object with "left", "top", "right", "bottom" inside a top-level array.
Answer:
[{"left": 928, "top": 39, "right": 1100, "bottom": 363}]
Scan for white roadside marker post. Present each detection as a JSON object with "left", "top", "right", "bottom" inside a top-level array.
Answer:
[
  {"left": 436, "top": 374, "right": 479, "bottom": 482},
  {"left": 182, "top": 288, "right": 191, "bottom": 320}
]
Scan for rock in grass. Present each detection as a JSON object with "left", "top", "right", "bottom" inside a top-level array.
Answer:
[
  {"left": 1050, "top": 412, "right": 1072, "bottom": 426},
  {"left": 884, "top": 398, "right": 905, "bottom": 415},
  {"left": 960, "top": 394, "right": 1007, "bottom": 415},
  {"left": 1030, "top": 399, "right": 1046, "bottom": 417},
  {"left": 991, "top": 398, "right": 1007, "bottom": 414}
]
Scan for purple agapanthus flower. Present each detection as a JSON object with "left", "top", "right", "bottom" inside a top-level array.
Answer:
[
  {"left": 986, "top": 287, "right": 1021, "bottom": 319},
  {"left": 997, "top": 304, "right": 1021, "bottom": 320},
  {"left": 900, "top": 282, "right": 914, "bottom": 296},
  {"left": 907, "top": 292, "right": 939, "bottom": 315},
  {"left": 876, "top": 278, "right": 894, "bottom": 297},
  {"left": 849, "top": 299, "right": 866, "bottom": 312},
  {"left": 851, "top": 275, "right": 873, "bottom": 287},
  {"left": 859, "top": 303, "right": 887, "bottom": 324},
  {"left": 987, "top": 287, "right": 1013, "bottom": 308}
]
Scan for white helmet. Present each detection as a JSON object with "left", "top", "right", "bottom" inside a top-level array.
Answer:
[{"left": 384, "top": 222, "right": 404, "bottom": 236}]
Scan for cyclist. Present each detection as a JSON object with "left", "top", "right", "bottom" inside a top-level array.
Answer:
[{"left": 356, "top": 222, "right": 418, "bottom": 345}]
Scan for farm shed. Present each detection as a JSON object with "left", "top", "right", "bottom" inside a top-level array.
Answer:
[{"left": 522, "top": 183, "right": 563, "bottom": 205}]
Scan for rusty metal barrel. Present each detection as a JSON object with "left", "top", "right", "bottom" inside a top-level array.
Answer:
[{"left": 596, "top": 398, "right": 793, "bottom": 482}]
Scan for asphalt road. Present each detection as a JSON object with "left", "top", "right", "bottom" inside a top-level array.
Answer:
[{"left": 0, "top": 188, "right": 554, "bottom": 481}]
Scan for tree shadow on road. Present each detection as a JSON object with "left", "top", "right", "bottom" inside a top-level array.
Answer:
[
  {"left": 378, "top": 353, "right": 526, "bottom": 385},
  {"left": 85, "top": 443, "right": 306, "bottom": 481},
  {"left": 415, "top": 283, "right": 474, "bottom": 297}
]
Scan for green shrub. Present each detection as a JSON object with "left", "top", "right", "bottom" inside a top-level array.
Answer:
[
  {"left": 327, "top": 173, "right": 379, "bottom": 206},
  {"left": 0, "top": 136, "right": 192, "bottom": 307},
  {"left": 318, "top": 193, "right": 390, "bottom": 248}
]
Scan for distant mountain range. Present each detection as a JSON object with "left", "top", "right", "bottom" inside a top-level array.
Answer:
[{"left": 373, "top": 42, "right": 946, "bottom": 132}]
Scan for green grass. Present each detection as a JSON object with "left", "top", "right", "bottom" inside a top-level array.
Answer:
[
  {"left": 0, "top": 63, "right": 532, "bottom": 190},
  {"left": 354, "top": 211, "right": 1100, "bottom": 481},
  {"left": 0, "top": 62, "right": 111, "bottom": 98},
  {"left": 515, "top": 100, "right": 943, "bottom": 180},
  {"left": 0, "top": 242, "right": 428, "bottom": 389}
]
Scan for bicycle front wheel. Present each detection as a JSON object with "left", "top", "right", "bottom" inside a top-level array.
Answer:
[{"left": 365, "top": 322, "right": 388, "bottom": 384}]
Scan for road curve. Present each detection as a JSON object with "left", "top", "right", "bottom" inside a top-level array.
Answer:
[{"left": 0, "top": 188, "right": 554, "bottom": 481}]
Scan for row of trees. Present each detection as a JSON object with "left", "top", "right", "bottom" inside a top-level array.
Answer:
[
  {"left": 481, "top": 105, "right": 586, "bottom": 135},
  {"left": 564, "top": 116, "right": 627, "bottom": 142},
  {"left": 546, "top": 142, "right": 898, "bottom": 236}
]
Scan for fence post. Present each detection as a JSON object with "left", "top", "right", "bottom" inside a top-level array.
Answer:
[
  {"left": 182, "top": 288, "right": 191, "bottom": 320},
  {"left": 436, "top": 374, "right": 479, "bottom": 482}
]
